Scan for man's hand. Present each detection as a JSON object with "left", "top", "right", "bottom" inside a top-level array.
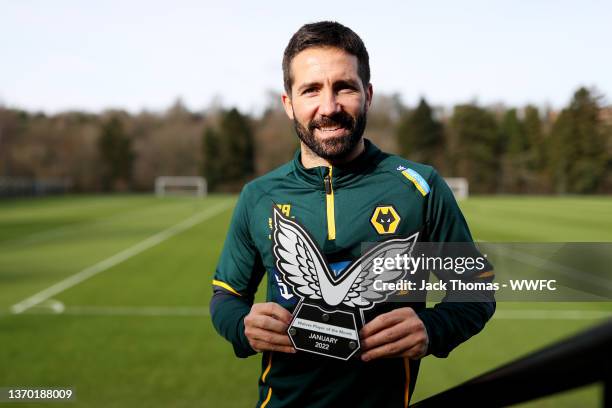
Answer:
[
  {"left": 359, "top": 307, "right": 428, "bottom": 362},
  {"left": 244, "top": 302, "right": 296, "bottom": 354}
]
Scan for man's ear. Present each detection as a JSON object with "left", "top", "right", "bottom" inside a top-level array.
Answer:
[
  {"left": 364, "top": 83, "right": 373, "bottom": 113},
  {"left": 281, "top": 92, "right": 294, "bottom": 120}
]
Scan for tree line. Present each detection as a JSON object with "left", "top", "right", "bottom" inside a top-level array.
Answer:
[{"left": 0, "top": 87, "right": 610, "bottom": 195}]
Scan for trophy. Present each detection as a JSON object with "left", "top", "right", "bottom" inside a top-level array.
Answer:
[{"left": 272, "top": 208, "right": 418, "bottom": 360}]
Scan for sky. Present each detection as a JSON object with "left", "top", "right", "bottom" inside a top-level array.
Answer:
[{"left": 1, "top": 0, "right": 610, "bottom": 115}]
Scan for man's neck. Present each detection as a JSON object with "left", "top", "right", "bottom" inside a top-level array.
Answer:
[{"left": 300, "top": 139, "right": 365, "bottom": 169}]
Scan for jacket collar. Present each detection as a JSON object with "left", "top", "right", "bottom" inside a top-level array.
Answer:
[{"left": 292, "top": 138, "right": 384, "bottom": 190}]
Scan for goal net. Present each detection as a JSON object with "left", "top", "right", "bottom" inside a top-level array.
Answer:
[
  {"left": 155, "top": 176, "right": 207, "bottom": 197},
  {"left": 444, "top": 177, "right": 469, "bottom": 200}
]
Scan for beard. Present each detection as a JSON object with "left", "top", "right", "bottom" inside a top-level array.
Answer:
[{"left": 293, "top": 108, "right": 367, "bottom": 161}]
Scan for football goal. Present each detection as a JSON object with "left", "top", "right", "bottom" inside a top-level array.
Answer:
[
  {"left": 155, "top": 176, "right": 207, "bottom": 198},
  {"left": 444, "top": 177, "right": 469, "bottom": 200}
]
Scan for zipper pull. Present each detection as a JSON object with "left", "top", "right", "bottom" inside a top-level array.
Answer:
[{"left": 324, "top": 175, "right": 332, "bottom": 195}]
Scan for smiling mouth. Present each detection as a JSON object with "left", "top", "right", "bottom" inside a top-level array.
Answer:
[{"left": 314, "top": 127, "right": 349, "bottom": 139}]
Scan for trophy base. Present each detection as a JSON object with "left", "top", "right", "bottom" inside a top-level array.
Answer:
[{"left": 287, "top": 302, "right": 360, "bottom": 361}]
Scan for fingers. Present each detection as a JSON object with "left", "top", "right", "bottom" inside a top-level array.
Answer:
[
  {"left": 361, "top": 333, "right": 419, "bottom": 361},
  {"left": 244, "top": 302, "right": 296, "bottom": 354},
  {"left": 249, "top": 328, "right": 293, "bottom": 347},
  {"left": 253, "top": 302, "right": 293, "bottom": 324},
  {"left": 249, "top": 341, "right": 296, "bottom": 354},
  {"left": 247, "top": 314, "right": 289, "bottom": 334},
  {"left": 245, "top": 324, "right": 296, "bottom": 353},
  {"left": 359, "top": 307, "right": 414, "bottom": 338},
  {"left": 403, "top": 339, "right": 428, "bottom": 360},
  {"left": 359, "top": 308, "right": 428, "bottom": 362},
  {"left": 360, "top": 320, "right": 409, "bottom": 351}
]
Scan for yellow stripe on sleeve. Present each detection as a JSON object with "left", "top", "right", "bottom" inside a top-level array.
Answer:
[
  {"left": 476, "top": 271, "right": 495, "bottom": 278},
  {"left": 212, "top": 279, "right": 241, "bottom": 296}
]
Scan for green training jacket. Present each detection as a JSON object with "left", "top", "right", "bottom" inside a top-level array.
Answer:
[{"left": 210, "top": 139, "right": 495, "bottom": 408}]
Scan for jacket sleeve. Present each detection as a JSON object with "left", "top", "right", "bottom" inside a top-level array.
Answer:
[
  {"left": 210, "top": 184, "right": 265, "bottom": 358},
  {"left": 417, "top": 170, "right": 496, "bottom": 358}
]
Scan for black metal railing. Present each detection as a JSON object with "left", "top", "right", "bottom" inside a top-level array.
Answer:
[{"left": 412, "top": 318, "right": 612, "bottom": 407}]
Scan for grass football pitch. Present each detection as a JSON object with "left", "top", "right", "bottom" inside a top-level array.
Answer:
[{"left": 0, "top": 195, "right": 611, "bottom": 407}]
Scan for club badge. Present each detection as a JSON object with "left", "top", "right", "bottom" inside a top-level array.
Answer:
[
  {"left": 272, "top": 207, "right": 418, "bottom": 360},
  {"left": 370, "top": 205, "right": 401, "bottom": 234}
]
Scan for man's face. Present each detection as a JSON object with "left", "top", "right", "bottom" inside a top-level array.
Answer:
[{"left": 282, "top": 47, "right": 373, "bottom": 161}]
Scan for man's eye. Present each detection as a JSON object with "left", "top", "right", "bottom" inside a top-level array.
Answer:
[
  {"left": 338, "top": 86, "right": 357, "bottom": 94},
  {"left": 303, "top": 88, "right": 317, "bottom": 95}
]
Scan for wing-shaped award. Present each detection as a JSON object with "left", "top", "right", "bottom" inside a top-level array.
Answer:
[{"left": 272, "top": 207, "right": 418, "bottom": 360}]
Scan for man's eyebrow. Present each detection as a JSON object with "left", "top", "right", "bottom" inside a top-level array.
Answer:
[
  {"left": 296, "top": 82, "right": 321, "bottom": 92},
  {"left": 334, "top": 79, "right": 360, "bottom": 89},
  {"left": 297, "top": 79, "right": 361, "bottom": 93}
]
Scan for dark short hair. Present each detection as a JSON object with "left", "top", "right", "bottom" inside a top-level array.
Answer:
[{"left": 282, "top": 21, "right": 370, "bottom": 95}]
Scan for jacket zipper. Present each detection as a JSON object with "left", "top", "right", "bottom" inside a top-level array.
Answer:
[{"left": 324, "top": 166, "right": 336, "bottom": 240}]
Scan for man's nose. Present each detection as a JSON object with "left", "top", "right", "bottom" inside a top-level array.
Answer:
[{"left": 318, "top": 90, "right": 341, "bottom": 116}]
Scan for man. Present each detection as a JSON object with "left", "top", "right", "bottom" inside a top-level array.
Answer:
[{"left": 211, "top": 21, "right": 495, "bottom": 407}]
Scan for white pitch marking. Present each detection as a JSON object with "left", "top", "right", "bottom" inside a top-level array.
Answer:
[
  {"left": 7, "top": 306, "right": 611, "bottom": 320},
  {"left": 4, "top": 200, "right": 177, "bottom": 248},
  {"left": 65, "top": 306, "right": 210, "bottom": 316},
  {"left": 10, "top": 201, "right": 232, "bottom": 315},
  {"left": 27, "top": 305, "right": 210, "bottom": 317},
  {"left": 9, "top": 305, "right": 209, "bottom": 317},
  {"left": 33, "top": 299, "right": 66, "bottom": 314}
]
